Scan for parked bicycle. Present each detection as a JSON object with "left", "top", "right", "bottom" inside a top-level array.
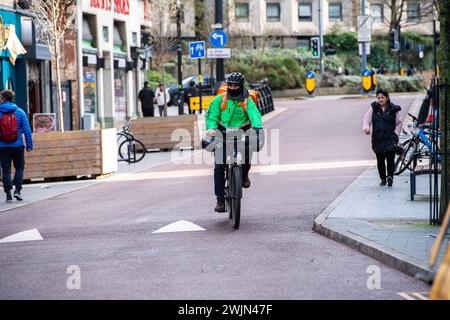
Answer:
[
  {"left": 395, "top": 113, "right": 441, "bottom": 175},
  {"left": 117, "top": 121, "right": 146, "bottom": 163}
]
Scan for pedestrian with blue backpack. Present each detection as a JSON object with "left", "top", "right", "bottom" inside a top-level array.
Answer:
[{"left": 0, "top": 90, "right": 33, "bottom": 203}]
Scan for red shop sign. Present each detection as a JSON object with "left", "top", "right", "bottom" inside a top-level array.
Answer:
[{"left": 90, "top": 0, "right": 130, "bottom": 15}]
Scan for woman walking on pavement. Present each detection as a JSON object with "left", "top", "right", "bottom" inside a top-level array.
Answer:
[{"left": 363, "top": 89, "right": 403, "bottom": 187}]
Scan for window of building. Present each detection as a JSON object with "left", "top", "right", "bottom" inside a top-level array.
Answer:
[
  {"left": 370, "top": 4, "right": 383, "bottom": 23},
  {"left": 297, "top": 37, "right": 310, "bottom": 49},
  {"left": 407, "top": 3, "right": 420, "bottom": 22},
  {"left": 329, "top": 3, "right": 342, "bottom": 21},
  {"left": 82, "top": 15, "right": 97, "bottom": 48},
  {"left": 235, "top": 3, "right": 249, "bottom": 22},
  {"left": 267, "top": 3, "right": 281, "bottom": 22},
  {"left": 299, "top": 2, "right": 312, "bottom": 22},
  {"left": 103, "top": 26, "right": 109, "bottom": 43}
]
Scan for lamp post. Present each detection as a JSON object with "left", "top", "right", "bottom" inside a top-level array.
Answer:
[{"left": 176, "top": 0, "right": 184, "bottom": 115}]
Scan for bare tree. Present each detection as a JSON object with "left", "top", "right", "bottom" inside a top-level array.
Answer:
[
  {"left": 145, "top": 0, "right": 178, "bottom": 116},
  {"left": 29, "top": 0, "right": 76, "bottom": 132},
  {"left": 353, "top": 0, "right": 438, "bottom": 31}
]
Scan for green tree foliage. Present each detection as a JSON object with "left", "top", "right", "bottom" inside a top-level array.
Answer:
[{"left": 324, "top": 32, "right": 358, "bottom": 53}]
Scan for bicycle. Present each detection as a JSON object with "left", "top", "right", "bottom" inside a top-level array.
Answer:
[
  {"left": 395, "top": 113, "right": 441, "bottom": 175},
  {"left": 117, "top": 121, "right": 147, "bottom": 163}
]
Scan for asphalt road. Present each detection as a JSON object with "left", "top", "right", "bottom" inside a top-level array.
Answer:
[{"left": 0, "top": 94, "right": 430, "bottom": 299}]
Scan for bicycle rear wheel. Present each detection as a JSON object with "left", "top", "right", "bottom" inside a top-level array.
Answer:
[
  {"left": 119, "top": 139, "right": 146, "bottom": 163},
  {"left": 231, "top": 165, "right": 242, "bottom": 229},
  {"left": 394, "top": 139, "right": 415, "bottom": 175}
]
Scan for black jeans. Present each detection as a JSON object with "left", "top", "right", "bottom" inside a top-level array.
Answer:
[
  {"left": 375, "top": 151, "right": 396, "bottom": 180},
  {"left": 0, "top": 146, "right": 25, "bottom": 193}
]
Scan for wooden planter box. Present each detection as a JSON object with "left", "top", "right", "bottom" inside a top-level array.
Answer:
[
  {"left": 23, "top": 129, "right": 117, "bottom": 180},
  {"left": 131, "top": 115, "right": 201, "bottom": 150}
]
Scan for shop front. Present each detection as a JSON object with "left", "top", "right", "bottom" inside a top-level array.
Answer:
[{"left": 79, "top": 0, "right": 146, "bottom": 129}]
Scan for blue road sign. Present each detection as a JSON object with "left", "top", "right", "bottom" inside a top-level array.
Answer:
[
  {"left": 362, "top": 69, "right": 371, "bottom": 77},
  {"left": 306, "top": 71, "right": 315, "bottom": 79},
  {"left": 210, "top": 30, "right": 228, "bottom": 48},
  {"left": 189, "top": 41, "right": 206, "bottom": 59}
]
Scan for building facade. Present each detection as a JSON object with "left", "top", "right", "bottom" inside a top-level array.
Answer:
[
  {"left": 77, "top": 0, "right": 152, "bottom": 129},
  {"left": 0, "top": 0, "right": 52, "bottom": 130},
  {"left": 223, "top": 0, "right": 436, "bottom": 49}
]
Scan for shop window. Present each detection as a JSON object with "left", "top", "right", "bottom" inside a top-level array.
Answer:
[
  {"left": 113, "top": 22, "right": 126, "bottom": 53},
  {"left": 103, "top": 26, "right": 109, "bottom": 43},
  {"left": 82, "top": 15, "right": 97, "bottom": 48},
  {"left": 83, "top": 67, "right": 97, "bottom": 114}
]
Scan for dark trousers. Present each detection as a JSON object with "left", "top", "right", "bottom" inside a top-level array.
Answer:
[
  {"left": 375, "top": 151, "right": 396, "bottom": 180},
  {"left": 142, "top": 105, "right": 154, "bottom": 117},
  {"left": 214, "top": 144, "right": 252, "bottom": 201},
  {"left": 0, "top": 146, "right": 25, "bottom": 193}
]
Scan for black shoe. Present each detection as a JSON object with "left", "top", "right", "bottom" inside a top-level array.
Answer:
[
  {"left": 215, "top": 200, "right": 226, "bottom": 212},
  {"left": 14, "top": 190, "right": 23, "bottom": 201},
  {"left": 379, "top": 179, "right": 387, "bottom": 186},
  {"left": 242, "top": 175, "right": 251, "bottom": 188},
  {"left": 387, "top": 176, "right": 393, "bottom": 187},
  {"left": 5, "top": 191, "right": 12, "bottom": 203}
]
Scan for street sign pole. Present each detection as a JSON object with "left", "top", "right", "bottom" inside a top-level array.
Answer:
[
  {"left": 176, "top": 0, "right": 184, "bottom": 115},
  {"left": 198, "top": 59, "right": 202, "bottom": 114},
  {"left": 215, "top": 0, "right": 225, "bottom": 83},
  {"left": 318, "top": 0, "right": 324, "bottom": 74},
  {"left": 361, "top": 0, "right": 367, "bottom": 72}
]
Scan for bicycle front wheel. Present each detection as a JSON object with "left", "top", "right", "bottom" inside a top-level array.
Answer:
[
  {"left": 394, "top": 139, "right": 415, "bottom": 175},
  {"left": 118, "top": 139, "right": 146, "bottom": 163},
  {"left": 231, "top": 165, "right": 242, "bottom": 229}
]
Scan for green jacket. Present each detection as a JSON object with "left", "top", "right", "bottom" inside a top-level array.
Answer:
[{"left": 205, "top": 94, "right": 263, "bottom": 130}]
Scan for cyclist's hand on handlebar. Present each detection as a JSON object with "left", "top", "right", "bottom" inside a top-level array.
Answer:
[{"left": 205, "top": 129, "right": 216, "bottom": 136}]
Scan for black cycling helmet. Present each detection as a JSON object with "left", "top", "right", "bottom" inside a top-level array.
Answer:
[{"left": 226, "top": 72, "right": 245, "bottom": 85}]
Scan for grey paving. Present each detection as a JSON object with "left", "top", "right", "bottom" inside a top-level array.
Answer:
[{"left": 314, "top": 93, "right": 449, "bottom": 279}]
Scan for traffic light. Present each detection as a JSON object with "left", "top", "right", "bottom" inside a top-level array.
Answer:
[
  {"left": 311, "top": 37, "right": 320, "bottom": 59},
  {"left": 389, "top": 29, "right": 399, "bottom": 51}
]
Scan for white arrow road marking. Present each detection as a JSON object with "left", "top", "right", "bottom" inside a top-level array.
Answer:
[
  {"left": 0, "top": 229, "right": 43, "bottom": 243},
  {"left": 152, "top": 220, "right": 205, "bottom": 234}
]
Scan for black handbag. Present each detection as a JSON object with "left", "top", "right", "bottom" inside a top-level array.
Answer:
[{"left": 394, "top": 143, "right": 404, "bottom": 155}]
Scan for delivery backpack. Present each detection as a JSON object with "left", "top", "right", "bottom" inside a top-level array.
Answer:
[
  {"left": 0, "top": 111, "right": 19, "bottom": 143},
  {"left": 216, "top": 83, "right": 259, "bottom": 115}
]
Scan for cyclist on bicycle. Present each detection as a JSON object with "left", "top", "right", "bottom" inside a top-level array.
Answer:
[{"left": 205, "top": 72, "right": 263, "bottom": 212}]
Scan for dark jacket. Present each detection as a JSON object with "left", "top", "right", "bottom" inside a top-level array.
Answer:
[
  {"left": 138, "top": 87, "right": 155, "bottom": 108},
  {"left": 371, "top": 101, "right": 401, "bottom": 154}
]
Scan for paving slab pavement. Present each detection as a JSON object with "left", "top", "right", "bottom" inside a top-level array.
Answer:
[{"left": 313, "top": 93, "right": 449, "bottom": 281}]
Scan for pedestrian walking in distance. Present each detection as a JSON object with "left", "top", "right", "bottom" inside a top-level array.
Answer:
[
  {"left": 363, "top": 89, "right": 402, "bottom": 187},
  {"left": 138, "top": 81, "right": 155, "bottom": 117},
  {"left": 0, "top": 90, "right": 33, "bottom": 202},
  {"left": 154, "top": 83, "right": 170, "bottom": 117}
]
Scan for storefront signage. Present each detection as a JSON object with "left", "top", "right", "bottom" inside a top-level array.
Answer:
[
  {"left": 90, "top": 0, "right": 130, "bottom": 15},
  {"left": 33, "top": 113, "right": 56, "bottom": 133}
]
